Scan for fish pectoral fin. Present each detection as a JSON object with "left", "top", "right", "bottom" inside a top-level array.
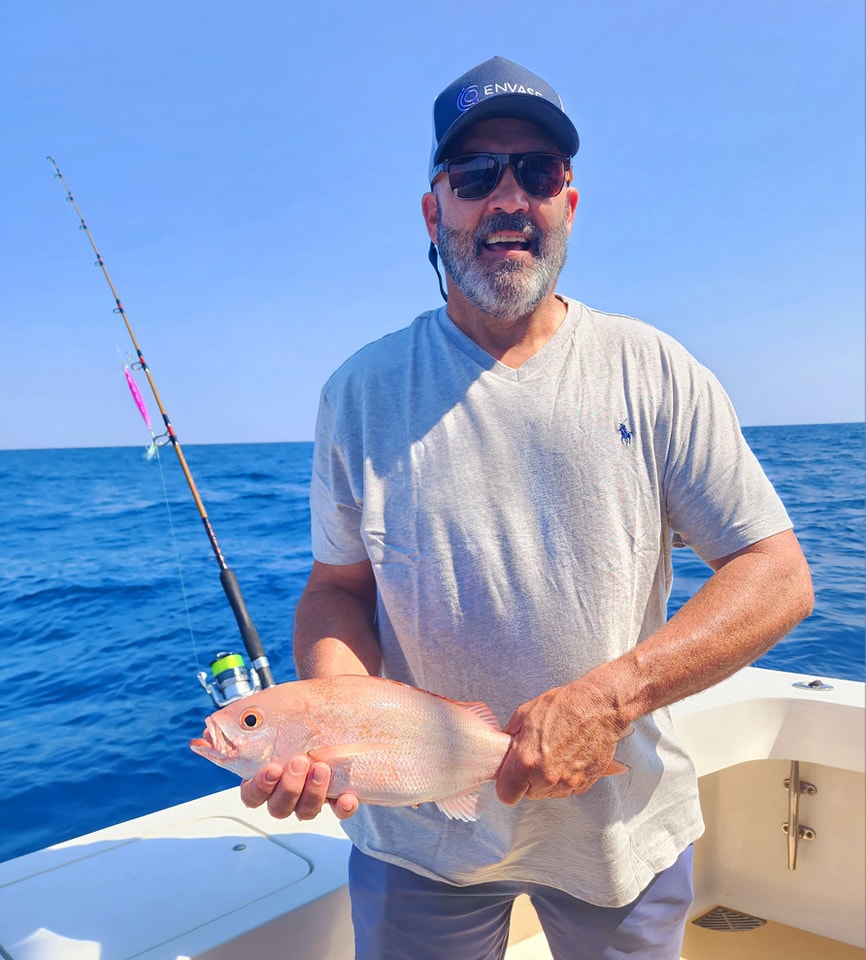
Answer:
[
  {"left": 306, "top": 743, "right": 387, "bottom": 765},
  {"left": 435, "top": 791, "right": 486, "bottom": 822}
]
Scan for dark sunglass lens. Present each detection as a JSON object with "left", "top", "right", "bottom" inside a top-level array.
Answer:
[
  {"left": 517, "top": 155, "right": 566, "bottom": 198},
  {"left": 448, "top": 155, "right": 500, "bottom": 199}
]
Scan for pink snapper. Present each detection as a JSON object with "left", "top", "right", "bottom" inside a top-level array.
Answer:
[{"left": 190, "top": 675, "right": 625, "bottom": 821}]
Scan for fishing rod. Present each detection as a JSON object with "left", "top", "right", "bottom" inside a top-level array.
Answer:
[{"left": 47, "top": 155, "right": 275, "bottom": 706}]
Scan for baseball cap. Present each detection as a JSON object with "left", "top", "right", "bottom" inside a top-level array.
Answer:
[{"left": 429, "top": 56, "right": 579, "bottom": 180}]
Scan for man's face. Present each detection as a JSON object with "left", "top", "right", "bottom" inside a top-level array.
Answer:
[{"left": 423, "top": 117, "right": 579, "bottom": 321}]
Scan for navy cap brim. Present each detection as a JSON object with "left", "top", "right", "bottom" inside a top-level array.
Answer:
[{"left": 430, "top": 96, "right": 579, "bottom": 179}]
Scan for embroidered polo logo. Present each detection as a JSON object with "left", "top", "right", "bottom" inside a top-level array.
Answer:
[{"left": 618, "top": 421, "right": 633, "bottom": 445}]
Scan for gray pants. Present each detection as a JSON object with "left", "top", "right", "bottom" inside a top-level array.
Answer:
[{"left": 349, "top": 845, "right": 694, "bottom": 960}]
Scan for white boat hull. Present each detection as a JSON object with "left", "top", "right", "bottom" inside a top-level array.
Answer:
[{"left": 1, "top": 666, "right": 863, "bottom": 959}]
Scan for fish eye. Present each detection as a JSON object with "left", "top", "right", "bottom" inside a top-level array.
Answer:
[{"left": 240, "top": 708, "right": 262, "bottom": 729}]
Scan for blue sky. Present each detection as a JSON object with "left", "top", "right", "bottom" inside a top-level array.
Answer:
[{"left": 2, "top": 0, "right": 863, "bottom": 449}]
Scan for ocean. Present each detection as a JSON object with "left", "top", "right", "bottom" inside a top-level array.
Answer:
[{"left": 1, "top": 423, "right": 863, "bottom": 864}]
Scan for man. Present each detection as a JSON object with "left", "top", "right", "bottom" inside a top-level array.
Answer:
[{"left": 243, "top": 56, "right": 813, "bottom": 959}]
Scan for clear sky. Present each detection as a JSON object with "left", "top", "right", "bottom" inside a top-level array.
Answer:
[{"left": 2, "top": 0, "right": 863, "bottom": 449}]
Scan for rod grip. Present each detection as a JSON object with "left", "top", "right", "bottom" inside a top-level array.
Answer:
[{"left": 219, "top": 567, "right": 275, "bottom": 687}]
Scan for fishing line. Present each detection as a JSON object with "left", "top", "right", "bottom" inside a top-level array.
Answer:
[
  {"left": 48, "top": 156, "right": 275, "bottom": 703},
  {"left": 115, "top": 345, "right": 203, "bottom": 666},
  {"left": 116, "top": 343, "right": 203, "bottom": 669}
]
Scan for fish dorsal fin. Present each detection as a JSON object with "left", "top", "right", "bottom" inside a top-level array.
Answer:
[
  {"left": 460, "top": 701, "right": 501, "bottom": 731},
  {"left": 373, "top": 678, "right": 503, "bottom": 732},
  {"left": 436, "top": 696, "right": 501, "bottom": 732},
  {"left": 435, "top": 790, "right": 487, "bottom": 821}
]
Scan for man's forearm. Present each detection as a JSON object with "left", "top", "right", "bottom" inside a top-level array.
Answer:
[
  {"left": 496, "top": 532, "right": 812, "bottom": 803},
  {"left": 293, "top": 561, "right": 382, "bottom": 679},
  {"left": 587, "top": 529, "right": 814, "bottom": 727}
]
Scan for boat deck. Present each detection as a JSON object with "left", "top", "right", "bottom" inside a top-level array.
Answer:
[
  {"left": 680, "top": 914, "right": 866, "bottom": 959},
  {"left": 506, "top": 914, "right": 865, "bottom": 960},
  {"left": 504, "top": 895, "right": 866, "bottom": 959}
]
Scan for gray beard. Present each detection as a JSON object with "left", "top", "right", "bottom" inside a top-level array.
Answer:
[{"left": 435, "top": 204, "right": 569, "bottom": 322}]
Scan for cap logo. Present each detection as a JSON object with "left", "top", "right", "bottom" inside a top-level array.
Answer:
[
  {"left": 483, "top": 82, "right": 543, "bottom": 98},
  {"left": 456, "top": 81, "right": 548, "bottom": 116},
  {"left": 456, "top": 85, "right": 480, "bottom": 112}
]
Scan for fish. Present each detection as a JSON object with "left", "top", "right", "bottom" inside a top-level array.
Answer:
[{"left": 190, "top": 674, "right": 628, "bottom": 821}]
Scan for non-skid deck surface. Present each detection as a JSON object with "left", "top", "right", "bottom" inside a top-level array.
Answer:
[
  {"left": 680, "top": 915, "right": 865, "bottom": 960},
  {"left": 504, "top": 901, "right": 864, "bottom": 960}
]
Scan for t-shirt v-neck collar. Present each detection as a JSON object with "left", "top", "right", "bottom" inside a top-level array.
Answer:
[{"left": 435, "top": 297, "right": 581, "bottom": 382}]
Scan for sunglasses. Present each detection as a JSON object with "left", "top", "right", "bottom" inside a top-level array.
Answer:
[{"left": 431, "top": 152, "right": 572, "bottom": 200}]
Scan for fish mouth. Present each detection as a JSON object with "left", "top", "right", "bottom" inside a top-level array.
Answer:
[
  {"left": 189, "top": 715, "right": 274, "bottom": 782},
  {"left": 190, "top": 716, "right": 235, "bottom": 759}
]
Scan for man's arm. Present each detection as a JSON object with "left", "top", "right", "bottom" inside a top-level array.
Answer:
[
  {"left": 293, "top": 559, "right": 381, "bottom": 679},
  {"left": 240, "top": 558, "right": 379, "bottom": 820},
  {"left": 496, "top": 529, "right": 814, "bottom": 804}
]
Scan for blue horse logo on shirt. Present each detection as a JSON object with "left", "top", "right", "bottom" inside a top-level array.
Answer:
[{"left": 619, "top": 421, "right": 633, "bottom": 445}]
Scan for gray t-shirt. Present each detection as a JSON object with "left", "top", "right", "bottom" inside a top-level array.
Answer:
[{"left": 309, "top": 298, "right": 791, "bottom": 906}]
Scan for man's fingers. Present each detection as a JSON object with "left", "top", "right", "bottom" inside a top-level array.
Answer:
[
  {"left": 240, "top": 757, "right": 326, "bottom": 820},
  {"left": 293, "top": 761, "right": 331, "bottom": 820},
  {"left": 494, "top": 748, "right": 531, "bottom": 806},
  {"left": 331, "top": 793, "right": 360, "bottom": 820},
  {"left": 240, "top": 763, "right": 283, "bottom": 809},
  {"left": 240, "top": 757, "right": 358, "bottom": 821}
]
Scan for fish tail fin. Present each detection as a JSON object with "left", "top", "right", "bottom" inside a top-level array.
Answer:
[{"left": 603, "top": 760, "right": 631, "bottom": 776}]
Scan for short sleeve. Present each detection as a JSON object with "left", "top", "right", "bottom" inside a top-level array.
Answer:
[
  {"left": 663, "top": 361, "right": 791, "bottom": 563},
  {"left": 309, "top": 388, "right": 369, "bottom": 565}
]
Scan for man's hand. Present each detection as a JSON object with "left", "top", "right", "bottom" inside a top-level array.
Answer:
[
  {"left": 240, "top": 756, "right": 359, "bottom": 821},
  {"left": 497, "top": 531, "right": 813, "bottom": 808},
  {"left": 495, "top": 678, "right": 628, "bottom": 805}
]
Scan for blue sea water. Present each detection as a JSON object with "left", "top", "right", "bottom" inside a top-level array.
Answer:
[{"left": 0, "top": 423, "right": 863, "bottom": 864}]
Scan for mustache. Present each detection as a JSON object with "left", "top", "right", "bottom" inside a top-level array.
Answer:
[{"left": 473, "top": 213, "right": 542, "bottom": 253}]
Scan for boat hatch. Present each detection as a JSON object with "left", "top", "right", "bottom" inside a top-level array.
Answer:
[{"left": 0, "top": 815, "right": 312, "bottom": 960}]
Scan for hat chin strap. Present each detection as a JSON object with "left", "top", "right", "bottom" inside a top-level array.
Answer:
[{"left": 428, "top": 241, "right": 448, "bottom": 302}]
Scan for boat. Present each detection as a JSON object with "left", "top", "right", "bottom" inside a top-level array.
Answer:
[{"left": 0, "top": 664, "right": 863, "bottom": 960}]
